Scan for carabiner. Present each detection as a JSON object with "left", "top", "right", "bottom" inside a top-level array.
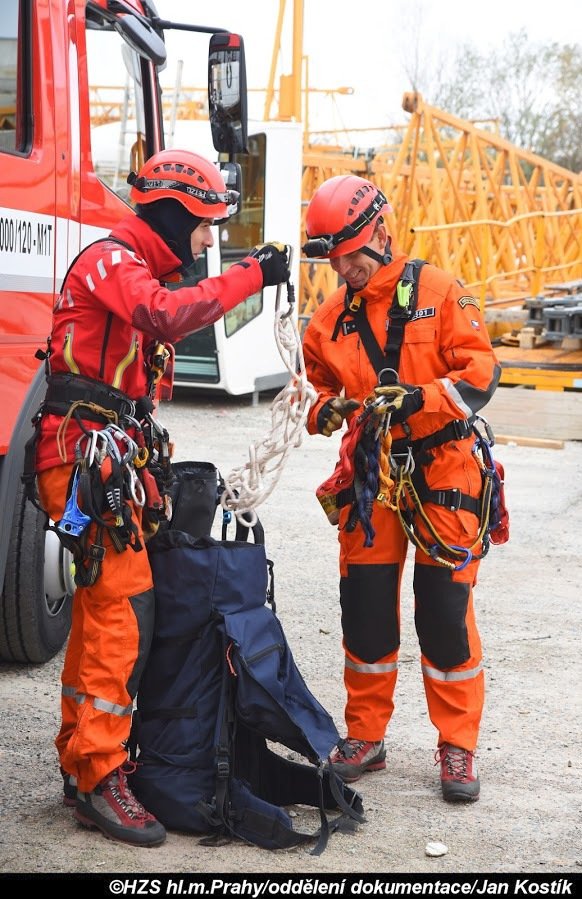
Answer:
[
  {"left": 126, "top": 466, "right": 146, "bottom": 507},
  {"left": 449, "top": 545, "right": 473, "bottom": 572}
]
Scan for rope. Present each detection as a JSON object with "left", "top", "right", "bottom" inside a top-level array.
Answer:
[
  {"left": 220, "top": 297, "right": 318, "bottom": 526},
  {"left": 354, "top": 429, "right": 379, "bottom": 548},
  {"left": 377, "top": 430, "right": 395, "bottom": 506},
  {"left": 390, "top": 462, "right": 493, "bottom": 570}
]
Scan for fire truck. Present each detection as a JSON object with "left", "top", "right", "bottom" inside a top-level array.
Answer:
[{"left": 0, "top": 0, "right": 301, "bottom": 663}]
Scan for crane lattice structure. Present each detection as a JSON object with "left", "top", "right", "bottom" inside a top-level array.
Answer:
[{"left": 300, "top": 92, "right": 582, "bottom": 324}]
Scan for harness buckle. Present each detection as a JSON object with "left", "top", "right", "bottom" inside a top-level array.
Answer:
[
  {"left": 451, "top": 419, "right": 473, "bottom": 441},
  {"left": 436, "top": 488, "right": 462, "bottom": 511},
  {"left": 87, "top": 543, "right": 106, "bottom": 562}
]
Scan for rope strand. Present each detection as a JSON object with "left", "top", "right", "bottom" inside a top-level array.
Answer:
[{"left": 220, "top": 302, "right": 317, "bottom": 525}]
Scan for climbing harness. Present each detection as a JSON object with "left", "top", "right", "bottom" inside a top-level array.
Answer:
[
  {"left": 317, "top": 375, "right": 508, "bottom": 570},
  {"left": 46, "top": 401, "right": 174, "bottom": 587},
  {"left": 24, "top": 367, "right": 175, "bottom": 588},
  {"left": 220, "top": 251, "right": 318, "bottom": 525}
]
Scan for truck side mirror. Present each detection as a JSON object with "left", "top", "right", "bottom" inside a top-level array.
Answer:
[
  {"left": 114, "top": 14, "right": 167, "bottom": 67},
  {"left": 208, "top": 33, "right": 248, "bottom": 155}
]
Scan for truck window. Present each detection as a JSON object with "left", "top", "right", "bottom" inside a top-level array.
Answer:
[
  {"left": 85, "top": 4, "right": 153, "bottom": 202},
  {"left": 221, "top": 133, "right": 266, "bottom": 338},
  {"left": 0, "top": 0, "right": 31, "bottom": 154}
]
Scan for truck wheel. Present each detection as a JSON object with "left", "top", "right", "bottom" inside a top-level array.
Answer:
[{"left": 0, "top": 481, "right": 73, "bottom": 664}]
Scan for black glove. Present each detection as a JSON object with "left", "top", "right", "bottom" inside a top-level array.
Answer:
[
  {"left": 386, "top": 383, "right": 424, "bottom": 424},
  {"left": 316, "top": 397, "right": 361, "bottom": 437},
  {"left": 245, "top": 242, "right": 290, "bottom": 287}
]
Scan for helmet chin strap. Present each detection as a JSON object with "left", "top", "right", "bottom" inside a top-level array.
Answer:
[{"left": 360, "top": 243, "right": 392, "bottom": 265}]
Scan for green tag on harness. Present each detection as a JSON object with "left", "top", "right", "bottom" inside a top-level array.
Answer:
[{"left": 396, "top": 280, "right": 414, "bottom": 310}]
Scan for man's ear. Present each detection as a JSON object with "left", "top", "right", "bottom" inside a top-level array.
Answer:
[{"left": 374, "top": 220, "right": 389, "bottom": 250}]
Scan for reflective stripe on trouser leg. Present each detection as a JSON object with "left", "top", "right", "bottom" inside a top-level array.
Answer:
[
  {"left": 414, "top": 560, "right": 484, "bottom": 751},
  {"left": 338, "top": 501, "right": 407, "bottom": 741},
  {"left": 38, "top": 465, "right": 155, "bottom": 792},
  {"left": 344, "top": 644, "right": 399, "bottom": 741}
]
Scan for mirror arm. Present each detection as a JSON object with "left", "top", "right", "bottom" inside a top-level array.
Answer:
[{"left": 151, "top": 19, "right": 232, "bottom": 35}]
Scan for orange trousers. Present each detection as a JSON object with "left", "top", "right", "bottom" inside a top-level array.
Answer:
[
  {"left": 338, "top": 444, "right": 485, "bottom": 752},
  {"left": 38, "top": 465, "right": 155, "bottom": 792}
]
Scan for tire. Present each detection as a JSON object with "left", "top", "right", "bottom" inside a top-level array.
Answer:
[{"left": 0, "top": 481, "right": 73, "bottom": 664}]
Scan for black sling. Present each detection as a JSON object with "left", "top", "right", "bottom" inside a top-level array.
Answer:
[{"left": 331, "top": 258, "right": 427, "bottom": 379}]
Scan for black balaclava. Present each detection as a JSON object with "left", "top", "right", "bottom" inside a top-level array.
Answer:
[{"left": 136, "top": 198, "right": 202, "bottom": 269}]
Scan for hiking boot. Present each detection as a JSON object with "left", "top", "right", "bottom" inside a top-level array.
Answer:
[
  {"left": 75, "top": 765, "right": 166, "bottom": 847},
  {"left": 329, "top": 738, "right": 386, "bottom": 783},
  {"left": 60, "top": 766, "right": 77, "bottom": 808},
  {"left": 435, "top": 742, "right": 480, "bottom": 802}
]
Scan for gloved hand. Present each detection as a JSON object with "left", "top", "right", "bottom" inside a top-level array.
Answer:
[
  {"left": 317, "top": 397, "right": 361, "bottom": 437},
  {"left": 246, "top": 242, "right": 290, "bottom": 287},
  {"left": 374, "top": 382, "right": 423, "bottom": 424}
]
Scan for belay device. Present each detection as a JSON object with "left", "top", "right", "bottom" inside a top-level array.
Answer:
[{"left": 128, "top": 462, "right": 364, "bottom": 854}]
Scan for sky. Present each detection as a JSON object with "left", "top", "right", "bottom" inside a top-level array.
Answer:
[{"left": 151, "top": 0, "right": 582, "bottom": 134}]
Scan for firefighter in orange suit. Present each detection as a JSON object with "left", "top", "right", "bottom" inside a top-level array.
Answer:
[
  {"left": 302, "top": 174, "right": 501, "bottom": 802},
  {"left": 34, "top": 149, "right": 290, "bottom": 847}
]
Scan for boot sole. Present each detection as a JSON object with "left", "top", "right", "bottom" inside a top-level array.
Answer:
[
  {"left": 74, "top": 808, "right": 166, "bottom": 848},
  {"left": 334, "top": 758, "right": 387, "bottom": 783},
  {"left": 442, "top": 787, "right": 480, "bottom": 803}
]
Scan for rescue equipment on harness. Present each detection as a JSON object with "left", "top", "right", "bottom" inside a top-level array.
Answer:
[
  {"left": 220, "top": 249, "right": 317, "bottom": 525},
  {"left": 128, "top": 466, "right": 365, "bottom": 854},
  {"left": 317, "top": 383, "right": 509, "bottom": 569},
  {"left": 23, "top": 368, "right": 175, "bottom": 587}
]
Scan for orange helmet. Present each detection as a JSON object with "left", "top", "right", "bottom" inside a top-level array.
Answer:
[
  {"left": 303, "top": 175, "right": 391, "bottom": 258},
  {"left": 127, "top": 149, "right": 238, "bottom": 220}
]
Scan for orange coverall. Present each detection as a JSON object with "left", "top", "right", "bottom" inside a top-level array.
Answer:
[{"left": 303, "top": 249, "right": 501, "bottom": 750}]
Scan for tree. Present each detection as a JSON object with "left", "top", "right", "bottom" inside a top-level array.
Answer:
[{"left": 414, "top": 30, "right": 582, "bottom": 173}]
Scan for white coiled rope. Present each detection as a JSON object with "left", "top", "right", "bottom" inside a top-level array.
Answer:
[{"left": 220, "top": 278, "right": 318, "bottom": 526}]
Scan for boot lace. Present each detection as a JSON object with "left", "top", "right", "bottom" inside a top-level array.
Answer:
[
  {"left": 337, "top": 738, "right": 366, "bottom": 760},
  {"left": 435, "top": 744, "right": 473, "bottom": 780},
  {"left": 106, "top": 764, "right": 154, "bottom": 822}
]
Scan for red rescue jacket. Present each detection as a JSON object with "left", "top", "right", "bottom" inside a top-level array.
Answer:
[{"left": 37, "top": 214, "right": 262, "bottom": 471}]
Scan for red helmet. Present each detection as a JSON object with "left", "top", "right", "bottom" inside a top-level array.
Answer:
[
  {"left": 303, "top": 175, "right": 391, "bottom": 258},
  {"left": 128, "top": 149, "right": 238, "bottom": 220}
]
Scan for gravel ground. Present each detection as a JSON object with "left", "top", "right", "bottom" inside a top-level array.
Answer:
[{"left": 0, "top": 387, "right": 581, "bottom": 876}]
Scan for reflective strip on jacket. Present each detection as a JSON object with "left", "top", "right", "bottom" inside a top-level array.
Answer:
[{"left": 37, "top": 214, "right": 262, "bottom": 471}]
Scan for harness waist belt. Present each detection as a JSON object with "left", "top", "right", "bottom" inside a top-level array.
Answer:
[
  {"left": 391, "top": 416, "right": 476, "bottom": 457},
  {"left": 44, "top": 373, "right": 137, "bottom": 420},
  {"left": 332, "top": 417, "right": 478, "bottom": 514}
]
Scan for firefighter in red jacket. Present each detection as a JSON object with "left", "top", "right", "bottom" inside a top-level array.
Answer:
[
  {"left": 302, "top": 174, "right": 501, "bottom": 802},
  {"left": 34, "top": 149, "right": 290, "bottom": 847}
]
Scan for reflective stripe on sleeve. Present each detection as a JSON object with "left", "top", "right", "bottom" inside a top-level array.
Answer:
[
  {"left": 61, "top": 685, "right": 133, "bottom": 716},
  {"left": 92, "top": 697, "right": 134, "bottom": 717}
]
